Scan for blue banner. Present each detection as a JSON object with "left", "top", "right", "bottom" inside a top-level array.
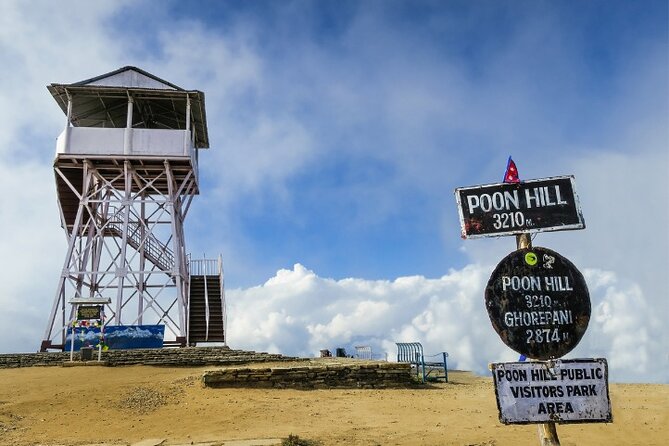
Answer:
[{"left": 66, "top": 325, "right": 165, "bottom": 350}]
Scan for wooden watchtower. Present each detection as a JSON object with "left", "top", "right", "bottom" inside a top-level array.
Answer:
[{"left": 41, "top": 67, "right": 225, "bottom": 351}]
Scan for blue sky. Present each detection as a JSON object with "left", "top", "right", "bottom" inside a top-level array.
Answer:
[{"left": 0, "top": 1, "right": 667, "bottom": 383}]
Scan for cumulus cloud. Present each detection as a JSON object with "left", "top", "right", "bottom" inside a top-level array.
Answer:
[
  {"left": 227, "top": 263, "right": 666, "bottom": 383},
  {"left": 579, "top": 269, "right": 666, "bottom": 382},
  {"left": 0, "top": 162, "right": 64, "bottom": 352},
  {"left": 0, "top": 2, "right": 133, "bottom": 155}
]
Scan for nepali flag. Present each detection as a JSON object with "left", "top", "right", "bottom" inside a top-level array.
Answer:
[{"left": 503, "top": 156, "right": 520, "bottom": 183}]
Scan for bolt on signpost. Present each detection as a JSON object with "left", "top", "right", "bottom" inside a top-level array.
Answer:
[{"left": 455, "top": 158, "right": 611, "bottom": 446}]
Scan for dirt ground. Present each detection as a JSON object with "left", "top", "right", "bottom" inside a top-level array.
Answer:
[{"left": 0, "top": 362, "right": 666, "bottom": 446}]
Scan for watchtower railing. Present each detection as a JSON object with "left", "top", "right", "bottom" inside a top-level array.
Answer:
[
  {"left": 189, "top": 258, "right": 220, "bottom": 276},
  {"left": 57, "top": 127, "right": 195, "bottom": 159}
]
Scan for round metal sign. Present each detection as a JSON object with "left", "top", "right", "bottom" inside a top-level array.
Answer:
[{"left": 485, "top": 247, "right": 590, "bottom": 360}]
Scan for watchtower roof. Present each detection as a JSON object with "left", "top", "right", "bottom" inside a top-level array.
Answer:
[{"left": 48, "top": 66, "right": 210, "bottom": 149}]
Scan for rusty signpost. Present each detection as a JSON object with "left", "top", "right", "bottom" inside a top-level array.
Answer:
[{"left": 455, "top": 167, "right": 610, "bottom": 446}]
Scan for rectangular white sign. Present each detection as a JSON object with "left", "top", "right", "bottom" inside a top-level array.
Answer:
[{"left": 491, "top": 358, "right": 612, "bottom": 424}]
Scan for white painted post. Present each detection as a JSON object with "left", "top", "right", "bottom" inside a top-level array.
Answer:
[
  {"left": 114, "top": 161, "right": 132, "bottom": 323},
  {"left": 138, "top": 200, "right": 145, "bottom": 325},
  {"left": 69, "top": 311, "right": 75, "bottom": 362},
  {"left": 165, "top": 161, "right": 187, "bottom": 337},
  {"left": 124, "top": 96, "right": 133, "bottom": 155},
  {"left": 97, "top": 306, "right": 104, "bottom": 362},
  {"left": 43, "top": 163, "right": 92, "bottom": 347},
  {"left": 184, "top": 95, "right": 191, "bottom": 156},
  {"left": 63, "top": 94, "right": 72, "bottom": 154}
]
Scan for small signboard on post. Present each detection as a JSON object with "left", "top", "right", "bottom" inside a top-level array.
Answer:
[
  {"left": 484, "top": 246, "right": 591, "bottom": 360},
  {"left": 455, "top": 176, "right": 585, "bottom": 239},
  {"left": 491, "top": 359, "right": 612, "bottom": 424},
  {"left": 77, "top": 305, "right": 101, "bottom": 320},
  {"left": 68, "top": 297, "right": 110, "bottom": 362}
]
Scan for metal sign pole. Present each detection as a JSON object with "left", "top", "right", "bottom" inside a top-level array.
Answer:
[
  {"left": 516, "top": 232, "right": 560, "bottom": 446},
  {"left": 97, "top": 306, "right": 104, "bottom": 362},
  {"left": 69, "top": 302, "right": 78, "bottom": 362}
]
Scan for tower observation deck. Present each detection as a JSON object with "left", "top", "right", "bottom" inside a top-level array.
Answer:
[{"left": 41, "top": 66, "right": 224, "bottom": 351}]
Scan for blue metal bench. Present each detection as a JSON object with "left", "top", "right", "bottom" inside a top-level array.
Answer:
[{"left": 396, "top": 342, "right": 449, "bottom": 383}]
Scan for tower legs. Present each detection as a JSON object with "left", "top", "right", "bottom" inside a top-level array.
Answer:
[{"left": 41, "top": 158, "right": 195, "bottom": 351}]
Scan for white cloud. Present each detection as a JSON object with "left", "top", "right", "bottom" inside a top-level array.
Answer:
[
  {"left": 0, "top": 2, "right": 133, "bottom": 155},
  {"left": 581, "top": 269, "right": 664, "bottom": 381},
  {"left": 227, "top": 263, "right": 666, "bottom": 383},
  {"left": 0, "top": 162, "right": 64, "bottom": 352}
]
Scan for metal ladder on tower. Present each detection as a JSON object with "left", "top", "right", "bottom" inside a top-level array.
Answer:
[{"left": 187, "top": 257, "right": 226, "bottom": 345}]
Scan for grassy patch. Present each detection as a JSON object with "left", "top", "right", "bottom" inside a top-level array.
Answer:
[{"left": 282, "top": 434, "right": 320, "bottom": 446}]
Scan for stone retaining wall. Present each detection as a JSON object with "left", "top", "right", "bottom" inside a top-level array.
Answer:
[
  {"left": 0, "top": 349, "right": 414, "bottom": 389},
  {"left": 202, "top": 362, "right": 414, "bottom": 389},
  {"left": 0, "top": 347, "right": 300, "bottom": 369}
]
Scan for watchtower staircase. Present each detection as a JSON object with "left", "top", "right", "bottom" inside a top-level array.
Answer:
[{"left": 188, "top": 258, "right": 226, "bottom": 345}]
